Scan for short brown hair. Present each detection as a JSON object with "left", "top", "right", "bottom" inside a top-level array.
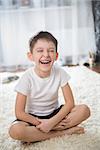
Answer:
[{"left": 29, "top": 31, "right": 58, "bottom": 53}]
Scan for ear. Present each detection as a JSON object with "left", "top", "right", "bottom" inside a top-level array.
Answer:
[
  {"left": 55, "top": 52, "right": 58, "bottom": 60},
  {"left": 27, "top": 52, "right": 33, "bottom": 61}
]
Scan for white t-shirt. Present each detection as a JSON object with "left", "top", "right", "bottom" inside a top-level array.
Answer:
[{"left": 15, "top": 65, "right": 70, "bottom": 116}]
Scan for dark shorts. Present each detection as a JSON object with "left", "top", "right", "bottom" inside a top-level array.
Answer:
[{"left": 14, "top": 105, "right": 63, "bottom": 126}]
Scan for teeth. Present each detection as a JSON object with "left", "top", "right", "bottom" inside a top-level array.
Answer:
[{"left": 40, "top": 60, "right": 51, "bottom": 64}]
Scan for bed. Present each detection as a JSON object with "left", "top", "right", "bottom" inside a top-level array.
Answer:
[{"left": 0, "top": 66, "right": 100, "bottom": 150}]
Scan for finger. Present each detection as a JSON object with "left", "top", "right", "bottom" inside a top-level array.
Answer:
[
  {"left": 36, "top": 125, "right": 40, "bottom": 129},
  {"left": 62, "top": 118, "right": 70, "bottom": 123},
  {"left": 53, "top": 125, "right": 61, "bottom": 130},
  {"left": 37, "top": 118, "right": 42, "bottom": 121},
  {"left": 53, "top": 126, "right": 66, "bottom": 131},
  {"left": 59, "top": 122, "right": 67, "bottom": 126}
]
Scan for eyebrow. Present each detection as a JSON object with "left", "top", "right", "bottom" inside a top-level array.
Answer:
[
  {"left": 35, "top": 47, "right": 55, "bottom": 50},
  {"left": 36, "top": 47, "right": 43, "bottom": 50}
]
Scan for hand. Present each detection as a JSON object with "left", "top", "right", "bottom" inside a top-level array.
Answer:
[
  {"left": 36, "top": 119, "right": 53, "bottom": 133},
  {"left": 52, "top": 116, "right": 70, "bottom": 131},
  {"left": 34, "top": 117, "right": 41, "bottom": 126}
]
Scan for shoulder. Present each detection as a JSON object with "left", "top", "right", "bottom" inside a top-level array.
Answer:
[
  {"left": 20, "top": 67, "right": 34, "bottom": 79},
  {"left": 16, "top": 67, "right": 34, "bottom": 86},
  {"left": 53, "top": 63, "right": 63, "bottom": 72},
  {"left": 53, "top": 64, "right": 71, "bottom": 87},
  {"left": 53, "top": 64, "right": 70, "bottom": 76},
  {"left": 14, "top": 67, "right": 34, "bottom": 94}
]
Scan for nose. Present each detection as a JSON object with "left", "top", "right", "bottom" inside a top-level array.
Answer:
[{"left": 43, "top": 50, "right": 49, "bottom": 57}]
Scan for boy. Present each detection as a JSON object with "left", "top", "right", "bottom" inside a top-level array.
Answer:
[{"left": 9, "top": 31, "right": 90, "bottom": 142}]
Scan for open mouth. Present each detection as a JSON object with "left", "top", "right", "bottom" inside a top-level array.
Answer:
[{"left": 40, "top": 60, "right": 51, "bottom": 64}]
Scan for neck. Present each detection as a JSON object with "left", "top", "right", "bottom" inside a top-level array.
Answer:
[{"left": 34, "top": 68, "right": 51, "bottom": 78}]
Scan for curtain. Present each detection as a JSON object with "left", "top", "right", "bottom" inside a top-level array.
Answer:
[{"left": 0, "top": 0, "right": 96, "bottom": 70}]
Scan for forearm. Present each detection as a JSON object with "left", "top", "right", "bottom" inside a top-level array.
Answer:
[
  {"left": 15, "top": 93, "right": 41, "bottom": 126},
  {"left": 49, "top": 103, "right": 74, "bottom": 129},
  {"left": 16, "top": 112, "right": 40, "bottom": 126}
]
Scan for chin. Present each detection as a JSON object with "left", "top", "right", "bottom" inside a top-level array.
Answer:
[
  {"left": 40, "top": 63, "right": 53, "bottom": 71},
  {"left": 41, "top": 67, "right": 51, "bottom": 72}
]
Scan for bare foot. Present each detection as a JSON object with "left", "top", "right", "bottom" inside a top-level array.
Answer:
[{"left": 63, "top": 126, "right": 85, "bottom": 135}]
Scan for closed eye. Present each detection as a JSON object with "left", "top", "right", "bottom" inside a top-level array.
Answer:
[
  {"left": 48, "top": 49, "right": 55, "bottom": 53},
  {"left": 36, "top": 49, "right": 43, "bottom": 53}
]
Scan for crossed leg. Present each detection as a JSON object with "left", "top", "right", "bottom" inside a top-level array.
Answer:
[
  {"left": 53, "top": 104, "right": 90, "bottom": 130},
  {"left": 9, "top": 104, "right": 90, "bottom": 142}
]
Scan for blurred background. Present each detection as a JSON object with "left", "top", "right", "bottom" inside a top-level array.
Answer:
[{"left": 0, "top": 0, "right": 100, "bottom": 71}]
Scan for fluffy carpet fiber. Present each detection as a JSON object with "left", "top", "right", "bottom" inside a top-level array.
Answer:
[{"left": 0, "top": 66, "right": 100, "bottom": 150}]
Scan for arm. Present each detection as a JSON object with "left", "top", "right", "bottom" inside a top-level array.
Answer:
[
  {"left": 15, "top": 92, "right": 40, "bottom": 126},
  {"left": 37, "top": 83, "right": 75, "bottom": 132}
]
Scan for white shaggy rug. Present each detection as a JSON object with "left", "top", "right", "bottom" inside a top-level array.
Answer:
[{"left": 0, "top": 66, "right": 100, "bottom": 150}]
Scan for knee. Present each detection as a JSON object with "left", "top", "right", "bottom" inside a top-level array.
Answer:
[
  {"left": 9, "top": 124, "right": 25, "bottom": 140},
  {"left": 81, "top": 104, "right": 91, "bottom": 119}
]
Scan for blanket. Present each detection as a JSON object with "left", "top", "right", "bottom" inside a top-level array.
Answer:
[{"left": 0, "top": 66, "right": 100, "bottom": 150}]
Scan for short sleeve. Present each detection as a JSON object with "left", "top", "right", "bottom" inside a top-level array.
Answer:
[
  {"left": 15, "top": 72, "right": 30, "bottom": 96},
  {"left": 60, "top": 68, "right": 71, "bottom": 87}
]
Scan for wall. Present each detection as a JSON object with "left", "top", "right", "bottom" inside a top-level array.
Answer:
[{"left": 92, "top": 0, "right": 100, "bottom": 63}]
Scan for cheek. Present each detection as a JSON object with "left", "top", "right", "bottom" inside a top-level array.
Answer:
[
  {"left": 33, "top": 55, "right": 41, "bottom": 62},
  {"left": 52, "top": 53, "right": 57, "bottom": 60}
]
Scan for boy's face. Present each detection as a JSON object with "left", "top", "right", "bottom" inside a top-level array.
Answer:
[{"left": 28, "top": 39, "right": 58, "bottom": 77}]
